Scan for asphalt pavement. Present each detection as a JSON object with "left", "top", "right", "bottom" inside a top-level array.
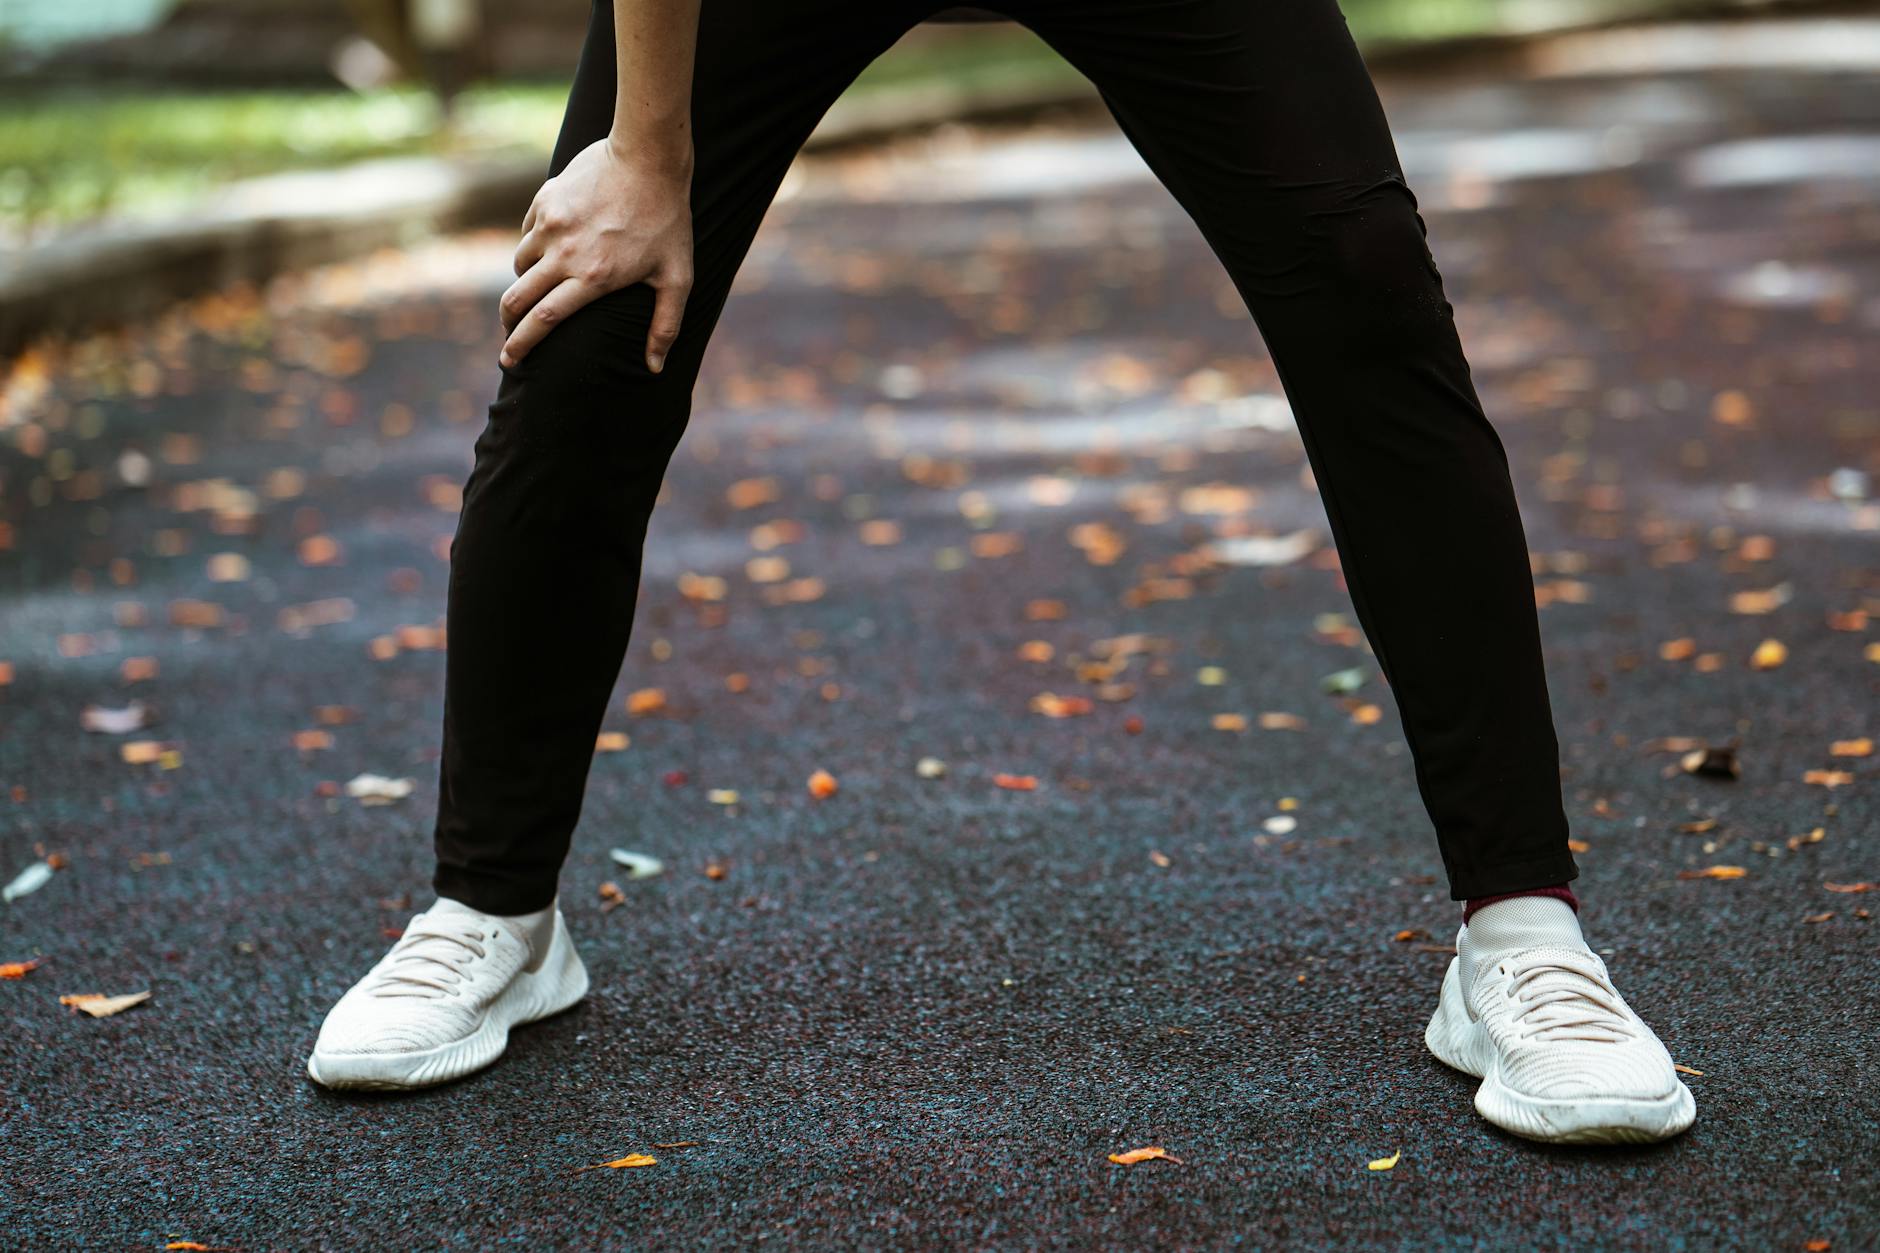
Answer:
[{"left": 2, "top": 20, "right": 1876, "bottom": 1249}]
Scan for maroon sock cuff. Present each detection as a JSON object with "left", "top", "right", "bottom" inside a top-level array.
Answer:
[{"left": 1462, "top": 885, "right": 1579, "bottom": 924}]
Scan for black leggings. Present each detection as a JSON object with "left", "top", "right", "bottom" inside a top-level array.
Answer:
[{"left": 432, "top": 0, "right": 1578, "bottom": 914}]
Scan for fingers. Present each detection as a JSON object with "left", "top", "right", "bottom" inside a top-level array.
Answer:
[
  {"left": 500, "top": 276, "right": 595, "bottom": 367},
  {"left": 513, "top": 227, "right": 545, "bottom": 280},
  {"left": 645, "top": 270, "right": 693, "bottom": 373},
  {"left": 498, "top": 260, "right": 561, "bottom": 338}
]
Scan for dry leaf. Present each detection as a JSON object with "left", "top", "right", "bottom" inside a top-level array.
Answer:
[
  {"left": 2, "top": 860, "right": 54, "bottom": 903},
  {"left": 81, "top": 702, "right": 150, "bottom": 734},
  {"left": 1680, "top": 746, "right": 1739, "bottom": 779},
  {"left": 1822, "top": 882, "right": 1873, "bottom": 894},
  {"left": 595, "top": 731, "right": 630, "bottom": 752},
  {"left": 608, "top": 850, "right": 665, "bottom": 880},
  {"left": 916, "top": 757, "right": 947, "bottom": 779},
  {"left": 1829, "top": 738, "right": 1871, "bottom": 757},
  {"left": 1108, "top": 1146, "right": 1181, "bottom": 1165},
  {"left": 597, "top": 881, "right": 626, "bottom": 913},
  {"left": 1674, "top": 1064, "right": 1705, "bottom": 1077},
  {"left": 1, "top": 958, "right": 44, "bottom": 978},
  {"left": 808, "top": 769, "right": 839, "bottom": 799},
  {"left": 576, "top": 1153, "right": 657, "bottom": 1172},
  {"left": 626, "top": 688, "right": 667, "bottom": 716},
  {"left": 1803, "top": 770, "right": 1855, "bottom": 788},
  {"left": 1678, "top": 866, "right": 1748, "bottom": 880},
  {"left": 1367, "top": 1151, "right": 1401, "bottom": 1172},
  {"left": 1748, "top": 639, "right": 1787, "bottom": 670},
  {"left": 61, "top": 989, "right": 151, "bottom": 1018},
  {"left": 345, "top": 774, "right": 414, "bottom": 805},
  {"left": 1803, "top": 912, "right": 1834, "bottom": 924},
  {"left": 993, "top": 774, "right": 1038, "bottom": 791}
]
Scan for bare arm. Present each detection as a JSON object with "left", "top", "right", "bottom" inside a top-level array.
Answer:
[{"left": 500, "top": 0, "right": 702, "bottom": 372}]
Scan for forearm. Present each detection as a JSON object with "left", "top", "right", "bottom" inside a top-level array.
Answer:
[{"left": 609, "top": 0, "right": 701, "bottom": 174}]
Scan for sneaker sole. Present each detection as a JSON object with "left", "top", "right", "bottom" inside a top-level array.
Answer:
[
  {"left": 306, "top": 912, "right": 591, "bottom": 1091},
  {"left": 1424, "top": 957, "right": 1696, "bottom": 1145}
]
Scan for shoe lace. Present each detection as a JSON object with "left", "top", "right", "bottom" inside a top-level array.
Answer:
[
  {"left": 367, "top": 916, "right": 490, "bottom": 999},
  {"left": 1500, "top": 949, "right": 1638, "bottom": 1045}
]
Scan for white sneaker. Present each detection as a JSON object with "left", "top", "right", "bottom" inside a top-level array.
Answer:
[
  {"left": 306, "top": 897, "right": 589, "bottom": 1090},
  {"left": 1424, "top": 897, "right": 1696, "bottom": 1144}
]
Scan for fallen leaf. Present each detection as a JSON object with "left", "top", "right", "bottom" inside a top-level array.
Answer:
[
  {"left": 1031, "top": 692, "right": 1094, "bottom": 719},
  {"left": 1748, "top": 639, "right": 1788, "bottom": 670},
  {"left": 81, "top": 702, "right": 150, "bottom": 734},
  {"left": 595, "top": 731, "right": 630, "bottom": 752},
  {"left": 626, "top": 688, "right": 667, "bottom": 716},
  {"left": 916, "top": 757, "right": 947, "bottom": 779},
  {"left": 808, "top": 769, "right": 839, "bottom": 799},
  {"left": 1259, "top": 712, "right": 1306, "bottom": 731},
  {"left": 1149, "top": 850, "right": 1171, "bottom": 868},
  {"left": 1108, "top": 1146, "right": 1181, "bottom": 1165},
  {"left": 704, "top": 862, "right": 728, "bottom": 880},
  {"left": 576, "top": 1153, "right": 657, "bottom": 1172},
  {"left": 1823, "top": 882, "right": 1873, "bottom": 894},
  {"left": 651, "top": 1141, "right": 701, "bottom": 1149},
  {"left": 608, "top": 849, "right": 665, "bottom": 880},
  {"left": 1321, "top": 667, "right": 1366, "bottom": 694},
  {"left": 1674, "top": 1064, "right": 1705, "bottom": 1077},
  {"left": 1212, "top": 713, "right": 1249, "bottom": 732},
  {"left": 1367, "top": 1151, "right": 1401, "bottom": 1172},
  {"left": 61, "top": 989, "right": 151, "bottom": 1017},
  {"left": 597, "top": 881, "right": 626, "bottom": 912},
  {"left": 1803, "top": 769, "right": 1855, "bottom": 788},
  {"left": 1207, "top": 530, "right": 1318, "bottom": 567},
  {"left": 993, "top": 774, "right": 1038, "bottom": 791},
  {"left": 1, "top": 957, "right": 44, "bottom": 978},
  {"left": 1804, "top": 1239, "right": 1831, "bottom": 1252},
  {"left": 1803, "top": 912, "right": 1834, "bottom": 924},
  {"left": 1680, "top": 746, "right": 1739, "bottom": 779},
  {"left": 1678, "top": 865, "right": 1748, "bottom": 880},
  {"left": 345, "top": 774, "right": 415, "bottom": 805},
  {"left": 706, "top": 789, "right": 739, "bottom": 805},
  {"left": 1829, "top": 738, "right": 1872, "bottom": 758},
  {"left": 2, "top": 860, "right": 54, "bottom": 903}
]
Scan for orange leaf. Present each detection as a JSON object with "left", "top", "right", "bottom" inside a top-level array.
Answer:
[
  {"left": 1108, "top": 1146, "right": 1181, "bottom": 1165},
  {"left": 1, "top": 958, "right": 43, "bottom": 979},
  {"left": 1823, "top": 882, "right": 1873, "bottom": 894},
  {"left": 576, "top": 1152, "right": 657, "bottom": 1172},
  {"left": 993, "top": 774, "right": 1038, "bottom": 791},
  {"left": 807, "top": 769, "right": 839, "bottom": 799},
  {"left": 1678, "top": 866, "right": 1747, "bottom": 881},
  {"left": 626, "top": 688, "right": 667, "bottom": 716}
]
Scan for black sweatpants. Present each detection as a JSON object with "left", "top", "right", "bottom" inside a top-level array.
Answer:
[{"left": 432, "top": 0, "right": 1579, "bottom": 914}]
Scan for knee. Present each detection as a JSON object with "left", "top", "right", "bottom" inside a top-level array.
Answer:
[
  {"left": 469, "top": 284, "right": 691, "bottom": 527},
  {"left": 1271, "top": 177, "right": 1453, "bottom": 347}
]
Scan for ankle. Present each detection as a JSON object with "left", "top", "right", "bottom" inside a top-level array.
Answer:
[{"left": 1462, "top": 884, "right": 1578, "bottom": 926}]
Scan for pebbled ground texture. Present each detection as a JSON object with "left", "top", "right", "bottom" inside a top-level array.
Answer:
[{"left": 2, "top": 29, "right": 1876, "bottom": 1251}]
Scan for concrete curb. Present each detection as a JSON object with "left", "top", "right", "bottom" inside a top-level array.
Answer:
[{"left": 0, "top": 0, "right": 1848, "bottom": 356}]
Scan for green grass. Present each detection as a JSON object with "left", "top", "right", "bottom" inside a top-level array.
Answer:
[{"left": 0, "top": 1, "right": 1633, "bottom": 235}]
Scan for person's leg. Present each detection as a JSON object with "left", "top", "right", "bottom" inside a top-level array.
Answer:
[
  {"left": 1011, "top": 0, "right": 1690, "bottom": 1142},
  {"left": 1009, "top": 0, "right": 1573, "bottom": 903},
  {"left": 430, "top": 0, "right": 924, "bottom": 916},
  {"left": 310, "top": 0, "right": 924, "bottom": 1090}
]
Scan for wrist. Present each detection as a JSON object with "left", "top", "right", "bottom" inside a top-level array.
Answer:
[{"left": 607, "top": 127, "right": 693, "bottom": 180}]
